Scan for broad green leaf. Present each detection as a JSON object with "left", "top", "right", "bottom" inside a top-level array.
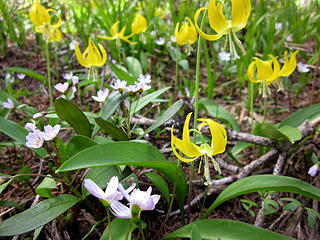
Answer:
[
  {"left": 199, "top": 100, "right": 240, "bottom": 132},
  {"left": 281, "top": 197, "right": 302, "bottom": 211},
  {"left": 231, "top": 142, "right": 252, "bottom": 157},
  {"left": 191, "top": 224, "right": 202, "bottom": 240},
  {"left": 254, "top": 123, "right": 301, "bottom": 143},
  {"left": 145, "top": 172, "right": 170, "bottom": 204},
  {"left": 202, "top": 175, "right": 320, "bottom": 218},
  {"left": 92, "top": 91, "right": 122, "bottom": 137},
  {"left": 305, "top": 207, "right": 320, "bottom": 228},
  {"left": 108, "top": 60, "right": 137, "bottom": 84},
  {"left": 4, "top": 67, "right": 46, "bottom": 83},
  {"left": 179, "top": 59, "right": 189, "bottom": 70},
  {"left": 277, "top": 125, "right": 302, "bottom": 143},
  {"left": 164, "top": 219, "right": 293, "bottom": 240},
  {"left": 54, "top": 98, "right": 91, "bottom": 137},
  {"left": 82, "top": 166, "right": 120, "bottom": 197},
  {"left": 130, "top": 87, "right": 170, "bottom": 115},
  {"left": 0, "top": 194, "right": 80, "bottom": 236},
  {"left": 279, "top": 104, "right": 320, "bottom": 128},
  {"left": 35, "top": 175, "right": 57, "bottom": 198},
  {"left": 65, "top": 135, "right": 97, "bottom": 160},
  {"left": 95, "top": 117, "right": 129, "bottom": 141},
  {"left": 0, "top": 200, "right": 23, "bottom": 210},
  {"left": 137, "top": 99, "right": 183, "bottom": 139},
  {"left": 58, "top": 142, "right": 187, "bottom": 217},
  {"left": 0, "top": 116, "right": 47, "bottom": 157},
  {"left": 127, "top": 56, "right": 143, "bottom": 77},
  {"left": 101, "top": 218, "right": 135, "bottom": 240}
]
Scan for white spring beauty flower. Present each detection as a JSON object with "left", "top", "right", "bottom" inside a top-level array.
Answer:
[
  {"left": 63, "top": 72, "right": 73, "bottom": 80},
  {"left": 275, "top": 22, "right": 283, "bottom": 31},
  {"left": 84, "top": 176, "right": 131, "bottom": 203},
  {"left": 72, "top": 76, "right": 79, "bottom": 85},
  {"left": 70, "top": 86, "right": 77, "bottom": 99},
  {"left": 17, "top": 73, "right": 26, "bottom": 79},
  {"left": 2, "top": 98, "right": 14, "bottom": 109},
  {"left": 308, "top": 164, "right": 319, "bottom": 177},
  {"left": 41, "top": 124, "right": 61, "bottom": 141},
  {"left": 297, "top": 62, "right": 310, "bottom": 73},
  {"left": 25, "top": 123, "right": 37, "bottom": 132},
  {"left": 92, "top": 89, "right": 109, "bottom": 102},
  {"left": 286, "top": 34, "right": 293, "bottom": 42},
  {"left": 110, "top": 184, "right": 160, "bottom": 219},
  {"left": 125, "top": 84, "right": 139, "bottom": 94},
  {"left": 54, "top": 82, "right": 69, "bottom": 93},
  {"left": 138, "top": 74, "right": 151, "bottom": 84},
  {"left": 156, "top": 37, "right": 165, "bottom": 45},
  {"left": 135, "top": 81, "right": 151, "bottom": 92},
  {"left": 218, "top": 50, "right": 231, "bottom": 62},
  {"left": 111, "top": 79, "right": 127, "bottom": 93},
  {"left": 33, "top": 112, "right": 43, "bottom": 119},
  {"left": 69, "top": 40, "right": 77, "bottom": 50},
  {"left": 26, "top": 130, "right": 44, "bottom": 148}
]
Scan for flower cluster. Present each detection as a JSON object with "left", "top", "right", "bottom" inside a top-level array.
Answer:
[
  {"left": 25, "top": 123, "right": 60, "bottom": 148},
  {"left": 84, "top": 176, "right": 160, "bottom": 219},
  {"left": 29, "top": 0, "right": 62, "bottom": 42},
  {"left": 111, "top": 74, "right": 151, "bottom": 95}
]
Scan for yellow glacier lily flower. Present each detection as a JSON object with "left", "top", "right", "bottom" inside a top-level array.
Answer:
[
  {"left": 171, "top": 112, "right": 227, "bottom": 162},
  {"left": 29, "top": 0, "right": 62, "bottom": 41},
  {"left": 132, "top": 13, "right": 147, "bottom": 34},
  {"left": 194, "top": 0, "right": 251, "bottom": 58},
  {"left": 99, "top": 21, "right": 137, "bottom": 46},
  {"left": 175, "top": 17, "right": 198, "bottom": 47},
  {"left": 247, "top": 51, "right": 298, "bottom": 97},
  {"left": 75, "top": 37, "right": 107, "bottom": 68}
]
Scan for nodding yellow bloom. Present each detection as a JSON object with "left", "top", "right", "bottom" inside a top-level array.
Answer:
[
  {"left": 136, "top": 2, "right": 145, "bottom": 11},
  {"left": 247, "top": 51, "right": 298, "bottom": 97},
  {"left": 132, "top": 14, "right": 147, "bottom": 34},
  {"left": 99, "top": 21, "right": 137, "bottom": 46},
  {"left": 171, "top": 112, "right": 227, "bottom": 162},
  {"left": 171, "top": 112, "right": 227, "bottom": 184},
  {"left": 175, "top": 17, "right": 198, "bottom": 46},
  {"left": 29, "top": 0, "right": 62, "bottom": 41},
  {"left": 75, "top": 37, "right": 107, "bottom": 68},
  {"left": 194, "top": 0, "right": 251, "bottom": 59}
]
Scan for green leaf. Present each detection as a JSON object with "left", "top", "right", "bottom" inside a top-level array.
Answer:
[
  {"left": 127, "top": 56, "right": 143, "bottom": 77},
  {"left": 58, "top": 142, "right": 187, "bottom": 217},
  {"left": 0, "top": 200, "right": 23, "bottom": 210},
  {"left": 277, "top": 125, "right": 302, "bottom": 143},
  {"left": 305, "top": 207, "right": 320, "bottom": 228},
  {"left": 190, "top": 224, "right": 202, "bottom": 240},
  {"left": 3, "top": 67, "right": 46, "bottom": 83},
  {"left": 254, "top": 123, "right": 299, "bottom": 143},
  {"left": 137, "top": 99, "right": 183, "bottom": 139},
  {"left": 179, "top": 59, "right": 189, "bottom": 70},
  {"left": 108, "top": 60, "right": 137, "bottom": 85},
  {"left": 144, "top": 172, "right": 170, "bottom": 204},
  {"left": 164, "top": 219, "right": 293, "bottom": 240},
  {"left": 95, "top": 117, "right": 129, "bottom": 141},
  {"left": 281, "top": 197, "right": 302, "bottom": 211},
  {"left": 54, "top": 98, "right": 91, "bottom": 137},
  {"left": 0, "top": 194, "right": 80, "bottom": 236},
  {"left": 82, "top": 166, "right": 120, "bottom": 197},
  {"left": 279, "top": 104, "right": 320, "bottom": 128},
  {"left": 202, "top": 175, "right": 320, "bottom": 218},
  {"left": 101, "top": 218, "right": 135, "bottom": 240},
  {"left": 130, "top": 87, "right": 170, "bottom": 115},
  {"left": 0, "top": 116, "right": 47, "bottom": 157},
  {"left": 199, "top": 100, "right": 240, "bottom": 132},
  {"left": 65, "top": 135, "right": 97, "bottom": 160},
  {"left": 35, "top": 175, "right": 57, "bottom": 199}
]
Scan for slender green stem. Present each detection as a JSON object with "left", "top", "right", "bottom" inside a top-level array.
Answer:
[
  {"left": 249, "top": 81, "right": 254, "bottom": 132},
  {"left": 158, "top": 159, "right": 181, "bottom": 232},
  {"left": 263, "top": 96, "right": 267, "bottom": 122},
  {"left": 139, "top": 222, "right": 145, "bottom": 240},
  {"left": 125, "top": 219, "right": 133, "bottom": 240},
  {"left": 107, "top": 206, "right": 112, "bottom": 240},
  {"left": 45, "top": 39, "right": 53, "bottom": 110},
  {"left": 200, "top": 184, "right": 208, "bottom": 216},
  {"left": 81, "top": 216, "right": 108, "bottom": 240}
]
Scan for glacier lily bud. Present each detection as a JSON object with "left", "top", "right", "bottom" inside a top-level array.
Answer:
[
  {"left": 194, "top": 0, "right": 251, "bottom": 59},
  {"left": 131, "top": 13, "right": 147, "bottom": 34},
  {"left": 99, "top": 21, "right": 137, "bottom": 46},
  {"left": 75, "top": 37, "right": 107, "bottom": 68}
]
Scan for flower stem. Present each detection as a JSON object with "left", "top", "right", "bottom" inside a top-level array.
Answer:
[
  {"left": 106, "top": 206, "right": 112, "bottom": 240},
  {"left": 81, "top": 216, "right": 108, "bottom": 240},
  {"left": 139, "top": 221, "right": 145, "bottom": 240},
  {"left": 125, "top": 219, "right": 133, "bottom": 240},
  {"left": 45, "top": 39, "right": 54, "bottom": 110},
  {"left": 263, "top": 95, "right": 267, "bottom": 122}
]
